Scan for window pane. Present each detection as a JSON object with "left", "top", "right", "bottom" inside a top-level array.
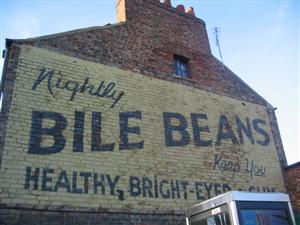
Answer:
[
  {"left": 174, "top": 56, "right": 189, "bottom": 78},
  {"left": 241, "top": 209, "right": 291, "bottom": 225},
  {"left": 191, "top": 212, "right": 231, "bottom": 225}
]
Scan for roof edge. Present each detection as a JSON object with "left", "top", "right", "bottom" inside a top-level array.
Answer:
[
  {"left": 212, "top": 55, "right": 274, "bottom": 109},
  {"left": 7, "top": 22, "right": 126, "bottom": 45},
  {"left": 285, "top": 161, "right": 300, "bottom": 170},
  {"left": 0, "top": 39, "right": 14, "bottom": 95}
]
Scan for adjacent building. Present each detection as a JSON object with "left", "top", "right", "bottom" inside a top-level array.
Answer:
[{"left": 286, "top": 162, "right": 300, "bottom": 224}]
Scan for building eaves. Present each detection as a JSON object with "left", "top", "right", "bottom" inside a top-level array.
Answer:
[
  {"left": 7, "top": 22, "right": 126, "bottom": 45},
  {"left": 211, "top": 55, "right": 274, "bottom": 109}
]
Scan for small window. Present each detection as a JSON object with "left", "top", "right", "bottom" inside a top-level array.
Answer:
[{"left": 173, "top": 55, "right": 190, "bottom": 78}]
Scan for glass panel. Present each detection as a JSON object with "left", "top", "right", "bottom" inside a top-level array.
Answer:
[
  {"left": 191, "top": 212, "right": 232, "bottom": 225},
  {"left": 174, "top": 59, "right": 188, "bottom": 78},
  {"left": 240, "top": 209, "right": 291, "bottom": 225}
]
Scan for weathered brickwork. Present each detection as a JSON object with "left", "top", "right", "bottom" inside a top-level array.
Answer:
[
  {"left": 0, "top": 0, "right": 288, "bottom": 224},
  {"left": 0, "top": 44, "right": 21, "bottom": 169},
  {"left": 286, "top": 162, "right": 300, "bottom": 213},
  {"left": 0, "top": 209, "right": 185, "bottom": 225},
  {"left": 0, "top": 45, "right": 285, "bottom": 210},
  {"left": 14, "top": 0, "right": 286, "bottom": 169},
  {"left": 22, "top": 0, "right": 266, "bottom": 106}
]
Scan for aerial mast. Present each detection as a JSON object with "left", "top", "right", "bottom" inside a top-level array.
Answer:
[{"left": 213, "top": 27, "right": 225, "bottom": 70}]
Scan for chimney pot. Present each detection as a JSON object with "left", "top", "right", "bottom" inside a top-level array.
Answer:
[
  {"left": 116, "top": 0, "right": 126, "bottom": 23},
  {"left": 187, "top": 7, "right": 195, "bottom": 16},
  {"left": 163, "top": 0, "right": 171, "bottom": 7},
  {"left": 176, "top": 4, "right": 185, "bottom": 13}
]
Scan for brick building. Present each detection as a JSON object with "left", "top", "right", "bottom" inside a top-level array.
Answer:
[
  {"left": 0, "top": 0, "right": 291, "bottom": 224},
  {"left": 286, "top": 162, "right": 300, "bottom": 224}
]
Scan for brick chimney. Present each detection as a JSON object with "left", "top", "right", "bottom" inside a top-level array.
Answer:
[
  {"left": 117, "top": 0, "right": 162, "bottom": 23},
  {"left": 117, "top": 0, "right": 199, "bottom": 23},
  {"left": 116, "top": 0, "right": 211, "bottom": 54}
]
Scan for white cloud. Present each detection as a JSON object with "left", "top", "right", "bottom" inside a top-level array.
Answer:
[
  {"left": 10, "top": 14, "right": 40, "bottom": 39},
  {"left": 273, "top": 0, "right": 289, "bottom": 38}
]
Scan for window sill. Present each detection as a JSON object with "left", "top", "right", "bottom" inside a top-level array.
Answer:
[{"left": 173, "top": 75, "right": 196, "bottom": 83}]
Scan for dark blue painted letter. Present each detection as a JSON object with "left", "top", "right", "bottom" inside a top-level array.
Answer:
[
  {"left": 119, "top": 112, "right": 144, "bottom": 150},
  {"left": 191, "top": 113, "right": 212, "bottom": 147},
  {"left": 253, "top": 119, "right": 270, "bottom": 146},
  {"left": 29, "top": 111, "right": 67, "bottom": 155},
  {"left": 163, "top": 112, "right": 190, "bottom": 147}
]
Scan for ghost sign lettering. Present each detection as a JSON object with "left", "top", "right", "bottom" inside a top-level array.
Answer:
[
  {"left": 26, "top": 68, "right": 274, "bottom": 198},
  {"left": 24, "top": 167, "right": 276, "bottom": 201},
  {"left": 28, "top": 111, "right": 270, "bottom": 154},
  {"left": 30, "top": 68, "right": 270, "bottom": 154},
  {"left": 0, "top": 47, "right": 284, "bottom": 211}
]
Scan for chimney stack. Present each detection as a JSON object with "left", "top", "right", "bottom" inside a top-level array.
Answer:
[
  {"left": 117, "top": 0, "right": 198, "bottom": 24},
  {"left": 176, "top": 4, "right": 185, "bottom": 13}
]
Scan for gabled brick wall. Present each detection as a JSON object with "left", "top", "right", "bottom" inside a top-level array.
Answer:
[
  {"left": 0, "top": 0, "right": 288, "bottom": 225},
  {"left": 9, "top": 0, "right": 286, "bottom": 169},
  {"left": 19, "top": 0, "right": 266, "bottom": 106}
]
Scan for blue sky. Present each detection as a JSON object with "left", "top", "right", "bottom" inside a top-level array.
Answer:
[{"left": 0, "top": 0, "right": 299, "bottom": 164}]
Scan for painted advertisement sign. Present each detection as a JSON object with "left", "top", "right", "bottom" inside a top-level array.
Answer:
[{"left": 0, "top": 46, "right": 285, "bottom": 211}]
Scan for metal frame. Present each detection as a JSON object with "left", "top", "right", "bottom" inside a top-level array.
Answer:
[
  {"left": 229, "top": 201, "right": 240, "bottom": 225},
  {"left": 185, "top": 191, "right": 296, "bottom": 225}
]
